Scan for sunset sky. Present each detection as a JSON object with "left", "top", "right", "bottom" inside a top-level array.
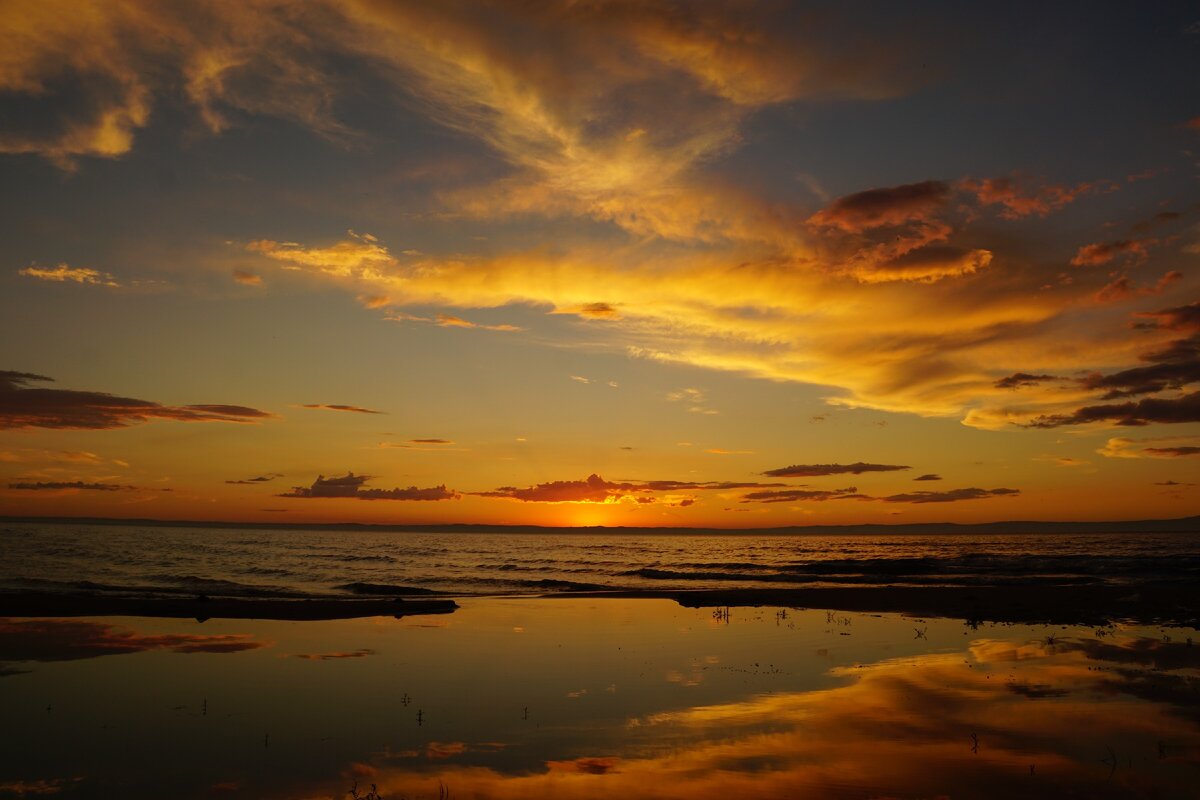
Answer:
[{"left": 1, "top": 1, "right": 1198, "bottom": 526}]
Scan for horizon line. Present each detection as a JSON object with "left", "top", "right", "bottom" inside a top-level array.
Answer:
[{"left": 3, "top": 513, "right": 1197, "bottom": 534}]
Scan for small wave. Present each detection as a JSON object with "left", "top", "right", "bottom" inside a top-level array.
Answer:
[
  {"left": 336, "top": 582, "right": 441, "bottom": 596},
  {"left": 310, "top": 554, "right": 397, "bottom": 563}
]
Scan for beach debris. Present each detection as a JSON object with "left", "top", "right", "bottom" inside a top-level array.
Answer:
[
  {"left": 348, "top": 780, "right": 383, "bottom": 799},
  {"left": 1101, "top": 745, "right": 1117, "bottom": 780}
]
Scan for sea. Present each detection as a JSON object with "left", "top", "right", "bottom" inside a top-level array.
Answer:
[{"left": 2, "top": 521, "right": 1198, "bottom": 599}]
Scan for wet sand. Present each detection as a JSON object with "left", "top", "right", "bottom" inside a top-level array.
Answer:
[{"left": 2, "top": 581, "right": 1195, "bottom": 626}]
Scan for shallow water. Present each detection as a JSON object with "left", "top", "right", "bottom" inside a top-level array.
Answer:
[
  {"left": 2, "top": 523, "right": 1198, "bottom": 598},
  {"left": 1, "top": 599, "right": 1197, "bottom": 798}
]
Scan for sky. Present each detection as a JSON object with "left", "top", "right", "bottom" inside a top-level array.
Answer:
[{"left": 1, "top": 0, "right": 1198, "bottom": 527}]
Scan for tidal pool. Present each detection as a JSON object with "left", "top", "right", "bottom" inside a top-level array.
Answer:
[{"left": 1, "top": 599, "right": 1197, "bottom": 798}]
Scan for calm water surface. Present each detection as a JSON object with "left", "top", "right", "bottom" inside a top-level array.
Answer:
[{"left": 1, "top": 599, "right": 1198, "bottom": 798}]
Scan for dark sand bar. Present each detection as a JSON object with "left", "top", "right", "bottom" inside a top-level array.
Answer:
[
  {"left": 0, "top": 592, "right": 459, "bottom": 621},
  {"left": 4, "top": 582, "right": 1197, "bottom": 627}
]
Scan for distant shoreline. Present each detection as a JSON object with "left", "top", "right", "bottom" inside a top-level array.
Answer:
[{"left": 2, "top": 514, "right": 1198, "bottom": 536}]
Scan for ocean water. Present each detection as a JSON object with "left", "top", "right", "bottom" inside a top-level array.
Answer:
[{"left": 2, "top": 522, "right": 1198, "bottom": 599}]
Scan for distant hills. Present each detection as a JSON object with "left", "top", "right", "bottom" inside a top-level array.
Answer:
[{"left": 2, "top": 514, "right": 1198, "bottom": 535}]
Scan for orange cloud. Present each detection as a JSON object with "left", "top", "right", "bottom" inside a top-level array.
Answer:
[
  {"left": 1070, "top": 238, "right": 1154, "bottom": 267},
  {"left": 18, "top": 263, "right": 118, "bottom": 287},
  {"left": 963, "top": 176, "right": 1114, "bottom": 219},
  {"left": 232, "top": 269, "right": 263, "bottom": 286}
]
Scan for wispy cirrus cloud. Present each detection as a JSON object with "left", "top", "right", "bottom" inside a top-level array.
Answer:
[
  {"left": 0, "top": 371, "right": 272, "bottom": 430},
  {"left": 380, "top": 308, "right": 522, "bottom": 333}
]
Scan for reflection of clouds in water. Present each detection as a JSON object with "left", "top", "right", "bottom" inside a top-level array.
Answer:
[
  {"left": 316, "top": 634, "right": 1200, "bottom": 799},
  {"left": 0, "top": 618, "right": 266, "bottom": 663}
]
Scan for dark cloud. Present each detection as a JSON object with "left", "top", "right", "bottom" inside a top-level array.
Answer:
[
  {"left": 225, "top": 473, "right": 283, "bottom": 485},
  {"left": 1130, "top": 211, "right": 1181, "bottom": 234},
  {"left": 0, "top": 619, "right": 264, "bottom": 663},
  {"left": 631, "top": 480, "right": 788, "bottom": 491},
  {"left": 477, "top": 474, "right": 787, "bottom": 503},
  {"left": 0, "top": 370, "right": 271, "bottom": 430},
  {"left": 762, "top": 462, "right": 909, "bottom": 478},
  {"left": 995, "top": 372, "right": 1058, "bottom": 389},
  {"left": 739, "top": 485, "right": 1018, "bottom": 504},
  {"left": 1079, "top": 339, "right": 1199, "bottom": 399},
  {"left": 1144, "top": 446, "right": 1200, "bottom": 457},
  {"left": 913, "top": 473, "right": 942, "bottom": 481},
  {"left": 879, "top": 487, "right": 1019, "bottom": 503},
  {"left": 357, "top": 486, "right": 459, "bottom": 501},
  {"left": 739, "top": 487, "right": 866, "bottom": 504},
  {"left": 478, "top": 473, "right": 615, "bottom": 503},
  {"left": 299, "top": 403, "right": 385, "bottom": 414},
  {"left": 807, "top": 181, "right": 950, "bottom": 232},
  {"left": 8, "top": 480, "right": 136, "bottom": 491},
  {"left": 1133, "top": 301, "right": 1200, "bottom": 332},
  {"left": 1028, "top": 392, "right": 1200, "bottom": 428},
  {"left": 280, "top": 472, "right": 459, "bottom": 501},
  {"left": 409, "top": 438, "right": 452, "bottom": 444}
]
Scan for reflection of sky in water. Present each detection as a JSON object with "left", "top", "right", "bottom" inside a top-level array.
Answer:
[{"left": 1, "top": 600, "right": 1197, "bottom": 798}]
